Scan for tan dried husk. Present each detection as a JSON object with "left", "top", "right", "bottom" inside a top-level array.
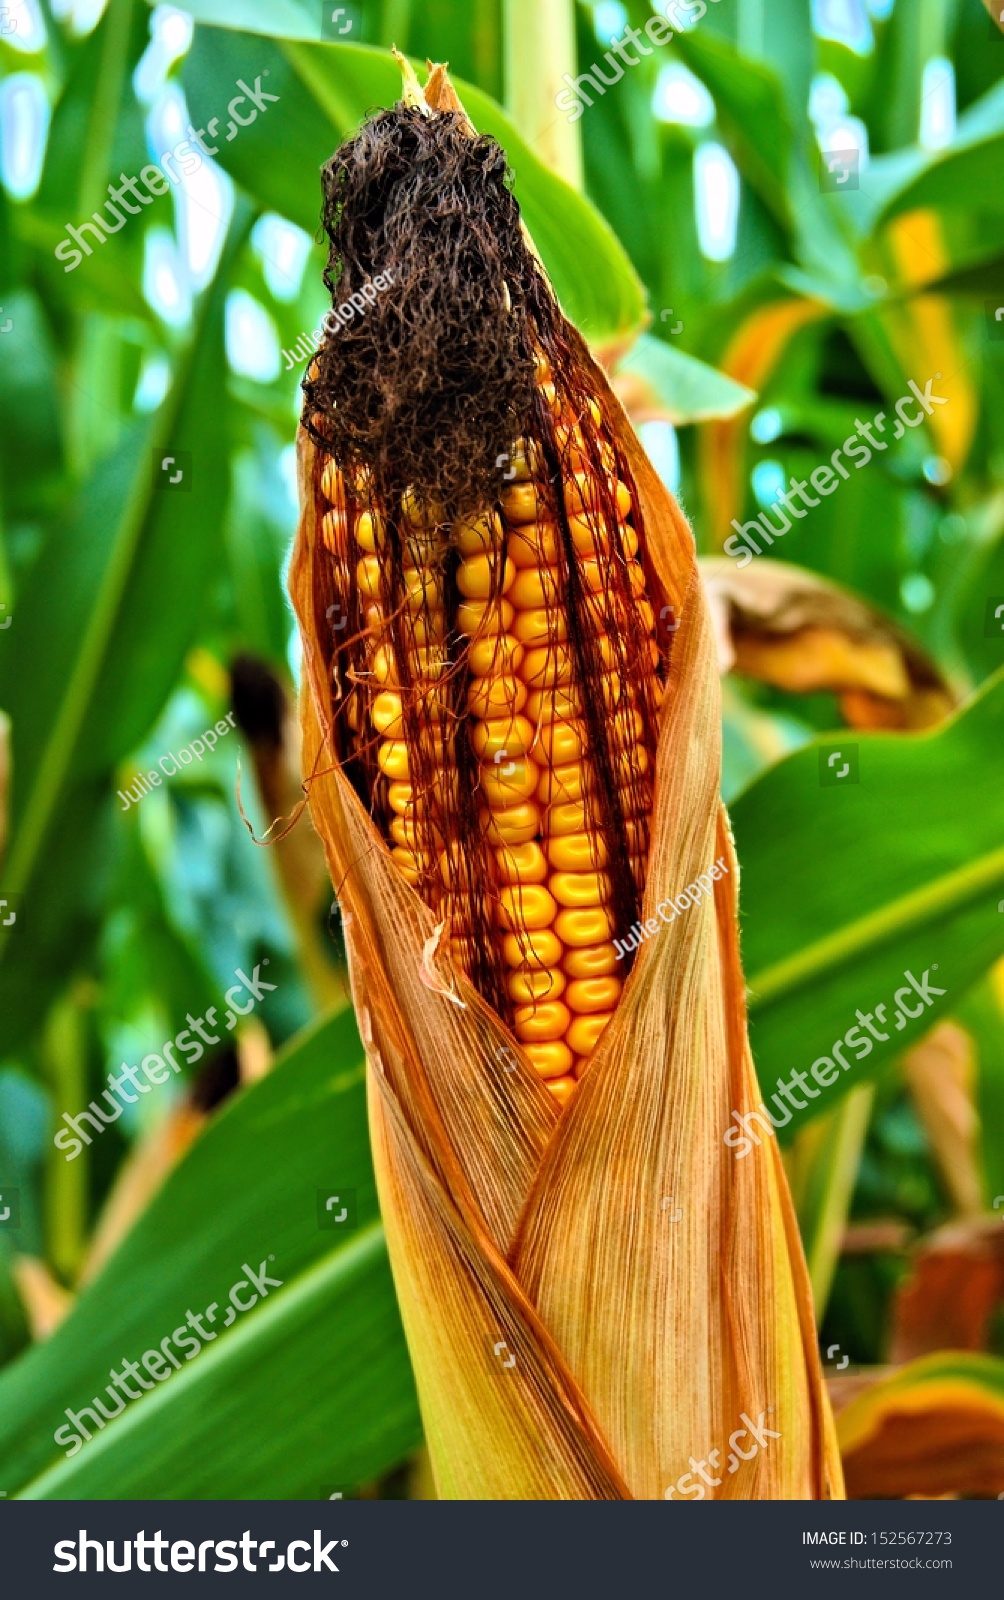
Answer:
[{"left": 289, "top": 68, "right": 843, "bottom": 1501}]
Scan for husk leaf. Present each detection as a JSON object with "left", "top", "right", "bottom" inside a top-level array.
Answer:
[{"left": 289, "top": 63, "right": 843, "bottom": 1501}]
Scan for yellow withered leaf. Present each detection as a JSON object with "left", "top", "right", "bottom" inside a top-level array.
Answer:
[
  {"left": 698, "top": 298, "right": 825, "bottom": 550},
  {"left": 289, "top": 61, "right": 843, "bottom": 1501},
  {"left": 701, "top": 557, "right": 956, "bottom": 730},
  {"left": 834, "top": 1354, "right": 1004, "bottom": 1500}
]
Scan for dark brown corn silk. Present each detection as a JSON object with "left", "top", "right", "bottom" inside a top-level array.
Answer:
[{"left": 301, "top": 103, "right": 667, "bottom": 1051}]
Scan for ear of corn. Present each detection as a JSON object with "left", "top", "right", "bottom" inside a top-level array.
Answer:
[
  {"left": 291, "top": 61, "right": 843, "bottom": 1502},
  {"left": 316, "top": 350, "right": 663, "bottom": 1109}
]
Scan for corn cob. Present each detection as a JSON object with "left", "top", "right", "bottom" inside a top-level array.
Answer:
[
  {"left": 312, "top": 357, "right": 664, "bottom": 1110},
  {"left": 302, "top": 97, "right": 668, "bottom": 1111}
]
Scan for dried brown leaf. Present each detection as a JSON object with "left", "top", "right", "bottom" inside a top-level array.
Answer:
[
  {"left": 700, "top": 557, "right": 956, "bottom": 730},
  {"left": 891, "top": 1218, "right": 1004, "bottom": 1364}
]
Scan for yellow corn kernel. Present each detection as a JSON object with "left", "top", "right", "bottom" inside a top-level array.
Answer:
[
  {"left": 584, "top": 637, "right": 621, "bottom": 674},
  {"left": 545, "top": 798, "right": 590, "bottom": 836},
  {"left": 457, "top": 552, "right": 514, "bottom": 601},
  {"left": 494, "top": 841, "right": 548, "bottom": 885},
  {"left": 563, "top": 942, "right": 620, "bottom": 979},
  {"left": 321, "top": 459, "right": 345, "bottom": 504},
  {"left": 564, "top": 514, "right": 604, "bottom": 559},
  {"left": 604, "top": 587, "right": 654, "bottom": 632},
  {"left": 565, "top": 472, "right": 632, "bottom": 520},
  {"left": 618, "top": 524, "right": 640, "bottom": 560},
  {"left": 546, "top": 1072, "right": 578, "bottom": 1104},
  {"left": 546, "top": 831, "right": 608, "bottom": 872},
  {"left": 437, "top": 852, "right": 481, "bottom": 892},
  {"left": 549, "top": 870, "right": 610, "bottom": 909},
  {"left": 371, "top": 690, "right": 404, "bottom": 737},
  {"left": 386, "top": 781, "right": 415, "bottom": 817},
  {"left": 572, "top": 521, "right": 636, "bottom": 566},
  {"left": 468, "top": 632, "right": 524, "bottom": 679},
  {"left": 412, "top": 687, "right": 449, "bottom": 726},
  {"left": 520, "top": 644, "right": 575, "bottom": 691},
  {"left": 497, "top": 884, "right": 558, "bottom": 933},
  {"left": 531, "top": 719, "right": 588, "bottom": 765},
  {"left": 593, "top": 557, "right": 646, "bottom": 599},
  {"left": 467, "top": 675, "right": 528, "bottom": 720},
  {"left": 502, "top": 927, "right": 562, "bottom": 970},
  {"left": 526, "top": 1044, "right": 574, "bottom": 1082},
  {"left": 567, "top": 1012, "right": 614, "bottom": 1057},
  {"left": 514, "top": 1000, "right": 572, "bottom": 1044},
  {"left": 508, "top": 565, "right": 561, "bottom": 610},
  {"left": 390, "top": 845, "right": 423, "bottom": 886},
  {"left": 565, "top": 976, "right": 622, "bottom": 1014},
  {"left": 575, "top": 558, "right": 609, "bottom": 595},
  {"left": 482, "top": 801, "right": 542, "bottom": 846},
  {"left": 403, "top": 567, "right": 442, "bottom": 612},
  {"left": 535, "top": 761, "right": 594, "bottom": 807},
  {"left": 377, "top": 740, "right": 411, "bottom": 781},
  {"left": 372, "top": 644, "right": 397, "bottom": 685},
  {"left": 470, "top": 714, "right": 535, "bottom": 762},
  {"left": 506, "top": 966, "right": 565, "bottom": 1004},
  {"left": 525, "top": 684, "right": 583, "bottom": 724},
  {"left": 356, "top": 554, "right": 384, "bottom": 600},
  {"left": 455, "top": 511, "right": 502, "bottom": 555},
  {"left": 598, "top": 672, "right": 625, "bottom": 711},
  {"left": 508, "top": 522, "right": 560, "bottom": 568},
  {"left": 618, "top": 777, "right": 653, "bottom": 817},
  {"left": 458, "top": 597, "right": 515, "bottom": 637},
  {"left": 508, "top": 440, "right": 541, "bottom": 481},
  {"left": 555, "top": 906, "right": 616, "bottom": 947},
  {"left": 501, "top": 482, "right": 543, "bottom": 524},
  {"left": 401, "top": 486, "right": 445, "bottom": 528},
  {"left": 617, "top": 743, "right": 651, "bottom": 780},
  {"left": 566, "top": 515, "right": 638, "bottom": 561},
  {"left": 409, "top": 610, "right": 447, "bottom": 646},
  {"left": 511, "top": 606, "right": 568, "bottom": 648},
  {"left": 554, "top": 422, "right": 596, "bottom": 469},
  {"left": 623, "top": 817, "right": 650, "bottom": 854},
  {"left": 610, "top": 707, "right": 645, "bottom": 749},
  {"left": 480, "top": 755, "right": 539, "bottom": 808},
  {"left": 389, "top": 815, "right": 420, "bottom": 851},
  {"left": 354, "top": 511, "right": 385, "bottom": 552}
]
